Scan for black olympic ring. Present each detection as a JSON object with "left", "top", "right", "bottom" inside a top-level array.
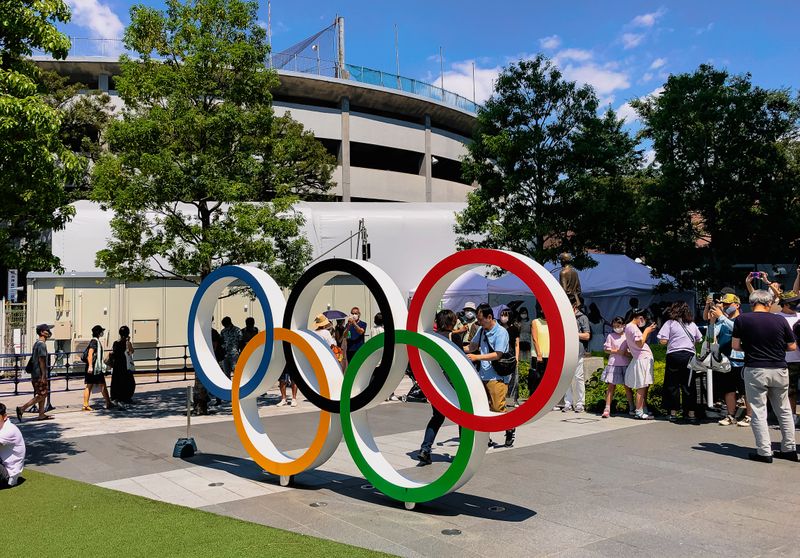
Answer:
[{"left": 282, "top": 259, "right": 396, "bottom": 413}]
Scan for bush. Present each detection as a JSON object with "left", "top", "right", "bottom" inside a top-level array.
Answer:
[{"left": 584, "top": 344, "right": 666, "bottom": 414}]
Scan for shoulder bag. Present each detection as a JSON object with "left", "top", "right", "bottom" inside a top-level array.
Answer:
[
  {"left": 683, "top": 321, "right": 731, "bottom": 373},
  {"left": 480, "top": 328, "right": 517, "bottom": 376}
]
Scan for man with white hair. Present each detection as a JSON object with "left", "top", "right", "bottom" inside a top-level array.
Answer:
[{"left": 732, "top": 289, "right": 798, "bottom": 463}]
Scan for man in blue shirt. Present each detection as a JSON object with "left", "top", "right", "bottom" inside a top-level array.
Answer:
[
  {"left": 466, "top": 303, "right": 515, "bottom": 448},
  {"left": 344, "top": 307, "right": 367, "bottom": 365}
]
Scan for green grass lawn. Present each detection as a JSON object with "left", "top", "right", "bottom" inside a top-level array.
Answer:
[{"left": 2, "top": 469, "right": 393, "bottom": 558}]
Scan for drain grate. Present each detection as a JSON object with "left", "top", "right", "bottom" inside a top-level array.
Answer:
[
  {"left": 441, "top": 529, "right": 462, "bottom": 536},
  {"left": 360, "top": 484, "right": 374, "bottom": 490},
  {"left": 488, "top": 505, "right": 506, "bottom": 513},
  {"left": 310, "top": 502, "right": 328, "bottom": 508},
  {"left": 208, "top": 482, "right": 224, "bottom": 487}
]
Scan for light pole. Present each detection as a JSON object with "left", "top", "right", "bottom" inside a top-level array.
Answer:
[{"left": 312, "top": 44, "right": 320, "bottom": 75}]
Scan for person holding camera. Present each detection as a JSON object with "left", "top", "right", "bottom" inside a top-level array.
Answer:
[
  {"left": 465, "top": 303, "right": 515, "bottom": 448},
  {"left": 624, "top": 309, "right": 657, "bottom": 420},
  {"left": 344, "top": 307, "right": 367, "bottom": 366},
  {"left": 710, "top": 294, "right": 751, "bottom": 427}
]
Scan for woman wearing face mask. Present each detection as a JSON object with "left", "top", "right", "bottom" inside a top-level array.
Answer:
[
  {"left": 709, "top": 294, "right": 751, "bottom": 427},
  {"left": 624, "top": 309, "right": 657, "bottom": 419},
  {"left": 658, "top": 302, "right": 703, "bottom": 423},
  {"left": 601, "top": 317, "right": 634, "bottom": 418},
  {"left": 498, "top": 308, "right": 521, "bottom": 407},
  {"left": 531, "top": 303, "right": 550, "bottom": 398}
]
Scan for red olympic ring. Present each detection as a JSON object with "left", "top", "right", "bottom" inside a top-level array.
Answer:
[{"left": 406, "top": 249, "right": 568, "bottom": 432}]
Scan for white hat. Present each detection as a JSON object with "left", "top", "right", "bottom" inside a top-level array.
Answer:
[{"left": 463, "top": 301, "right": 477, "bottom": 311}]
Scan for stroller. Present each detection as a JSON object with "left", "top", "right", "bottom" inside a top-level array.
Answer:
[{"left": 401, "top": 365, "right": 427, "bottom": 403}]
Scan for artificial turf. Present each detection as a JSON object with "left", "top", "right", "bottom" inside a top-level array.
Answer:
[{"left": 1, "top": 469, "right": 394, "bottom": 557}]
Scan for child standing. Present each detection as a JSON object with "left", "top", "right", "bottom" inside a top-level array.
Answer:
[
  {"left": 624, "top": 309, "right": 658, "bottom": 420},
  {"left": 601, "top": 317, "right": 634, "bottom": 418}
]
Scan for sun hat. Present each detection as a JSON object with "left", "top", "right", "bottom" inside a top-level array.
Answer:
[
  {"left": 779, "top": 291, "right": 800, "bottom": 305},
  {"left": 313, "top": 314, "right": 332, "bottom": 329}
]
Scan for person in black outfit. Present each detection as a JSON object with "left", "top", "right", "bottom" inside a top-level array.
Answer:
[
  {"left": 418, "top": 309, "right": 462, "bottom": 465},
  {"left": 111, "top": 326, "right": 136, "bottom": 405},
  {"left": 499, "top": 307, "right": 521, "bottom": 407},
  {"left": 239, "top": 317, "right": 259, "bottom": 351}
]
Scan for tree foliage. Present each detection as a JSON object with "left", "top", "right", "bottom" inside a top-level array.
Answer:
[
  {"left": 632, "top": 64, "right": 800, "bottom": 287},
  {"left": 0, "top": 0, "right": 80, "bottom": 271},
  {"left": 91, "top": 0, "right": 335, "bottom": 285},
  {"left": 457, "top": 56, "right": 638, "bottom": 268}
]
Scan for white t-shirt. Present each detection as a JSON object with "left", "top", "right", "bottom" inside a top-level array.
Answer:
[
  {"left": 778, "top": 312, "right": 800, "bottom": 363},
  {"left": 0, "top": 418, "right": 25, "bottom": 484},
  {"left": 314, "top": 328, "right": 336, "bottom": 348}
]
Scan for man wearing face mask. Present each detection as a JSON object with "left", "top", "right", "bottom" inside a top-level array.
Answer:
[
  {"left": 563, "top": 299, "right": 591, "bottom": 413},
  {"left": 345, "top": 307, "right": 367, "bottom": 366},
  {"left": 459, "top": 302, "right": 481, "bottom": 353},
  {"left": 710, "top": 294, "right": 751, "bottom": 427},
  {"left": 518, "top": 307, "right": 532, "bottom": 364}
]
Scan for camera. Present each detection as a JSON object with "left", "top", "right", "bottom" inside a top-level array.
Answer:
[{"left": 750, "top": 272, "right": 760, "bottom": 279}]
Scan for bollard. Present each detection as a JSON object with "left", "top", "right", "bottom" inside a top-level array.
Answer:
[{"left": 173, "top": 385, "right": 197, "bottom": 458}]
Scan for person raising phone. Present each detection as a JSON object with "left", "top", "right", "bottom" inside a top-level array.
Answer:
[{"left": 344, "top": 307, "right": 367, "bottom": 366}]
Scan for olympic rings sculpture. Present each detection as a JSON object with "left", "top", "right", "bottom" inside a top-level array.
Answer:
[{"left": 188, "top": 249, "right": 579, "bottom": 506}]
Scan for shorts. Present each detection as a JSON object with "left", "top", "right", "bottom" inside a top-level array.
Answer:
[
  {"left": 715, "top": 366, "right": 745, "bottom": 396},
  {"left": 84, "top": 373, "right": 106, "bottom": 385},
  {"left": 625, "top": 358, "right": 654, "bottom": 389},
  {"left": 30, "top": 376, "right": 48, "bottom": 396},
  {"left": 788, "top": 362, "right": 800, "bottom": 400},
  {"left": 279, "top": 371, "right": 292, "bottom": 385},
  {"left": 601, "top": 365, "right": 626, "bottom": 385}
]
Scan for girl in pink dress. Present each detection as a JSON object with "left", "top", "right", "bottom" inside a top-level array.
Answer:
[{"left": 601, "top": 317, "right": 635, "bottom": 418}]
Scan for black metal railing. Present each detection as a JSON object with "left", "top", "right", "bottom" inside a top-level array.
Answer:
[{"left": 0, "top": 344, "right": 193, "bottom": 398}]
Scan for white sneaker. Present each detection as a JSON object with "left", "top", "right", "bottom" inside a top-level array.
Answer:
[
  {"left": 276, "top": 399, "right": 288, "bottom": 407},
  {"left": 718, "top": 415, "right": 736, "bottom": 426},
  {"left": 575, "top": 405, "right": 584, "bottom": 413},
  {"left": 737, "top": 416, "right": 752, "bottom": 427},
  {"left": 562, "top": 404, "right": 573, "bottom": 413},
  {"left": 290, "top": 399, "right": 297, "bottom": 408}
]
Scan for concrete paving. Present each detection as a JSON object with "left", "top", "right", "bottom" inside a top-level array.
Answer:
[{"left": 9, "top": 381, "right": 800, "bottom": 558}]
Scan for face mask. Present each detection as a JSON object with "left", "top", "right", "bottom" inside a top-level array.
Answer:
[
  {"left": 500, "top": 316, "right": 509, "bottom": 324},
  {"left": 520, "top": 314, "right": 528, "bottom": 320},
  {"left": 351, "top": 314, "right": 359, "bottom": 321},
  {"left": 464, "top": 311, "right": 476, "bottom": 320},
  {"left": 724, "top": 305, "right": 736, "bottom": 316},
  {"left": 614, "top": 327, "right": 624, "bottom": 334},
  {"left": 637, "top": 319, "right": 646, "bottom": 328}
]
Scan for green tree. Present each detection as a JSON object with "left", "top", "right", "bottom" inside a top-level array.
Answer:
[
  {"left": 562, "top": 109, "right": 647, "bottom": 257},
  {"left": 0, "top": 0, "right": 81, "bottom": 271},
  {"left": 632, "top": 65, "right": 800, "bottom": 288},
  {"left": 91, "top": 0, "right": 335, "bottom": 286},
  {"left": 456, "top": 55, "right": 600, "bottom": 265}
]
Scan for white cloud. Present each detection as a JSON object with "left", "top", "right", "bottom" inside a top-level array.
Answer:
[
  {"left": 642, "top": 148, "right": 656, "bottom": 166},
  {"left": 616, "top": 86, "right": 665, "bottom": 123},
  {"left": 622, "top": 33, "right": 644, "bottom": 49},
  {"left": 695, "top": 22, "right": 714, "bottom": 35},
  {"left": 560, "top": 63, "right": 630, "bottom": 96},
  {"left": 631, "top": 8, "right": 666, "bottom": 28},
  {"left": 650, "top": 57, "right": 667, "bottom": 69},
  {"left": 440, "top": 61, "right": 500, "bottom": 105},
  {"left": 539, "top": 35, "right": 561, "bottom": 50},
  {"left": 641, "top": 72, "right": 654, "bottom": 82},
  {"left": 553, "top": 48, "right": 593, "bottom": 64},
  {"left": 67, "top": 0, "right": 124, "bottom": 40}
]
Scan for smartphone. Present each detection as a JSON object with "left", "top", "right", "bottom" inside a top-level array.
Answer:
[{"left": 750, "top": 272, "right": 760, "bottom": 279}]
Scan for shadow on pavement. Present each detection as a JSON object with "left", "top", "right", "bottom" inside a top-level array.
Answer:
[
  {"left": 18, "top": 421, "right": 83, "bottom": 466},
  {"left": 188, "top": 453, "right": 536, "bottom": 522},
  {"left": 693, "top": 441, "right": 754, "bottom": 460}
]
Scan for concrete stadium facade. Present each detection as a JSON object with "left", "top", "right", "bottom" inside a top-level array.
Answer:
[{"left": 34, "top": 58, "right": 478, "bottom": 203}]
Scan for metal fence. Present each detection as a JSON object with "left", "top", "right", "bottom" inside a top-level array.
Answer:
[
  {"left": 0, "top": 344, "right": 192, "bottom": 398},
  {"left": 32, "top": 37, "right": 479, "bottom": 113}
]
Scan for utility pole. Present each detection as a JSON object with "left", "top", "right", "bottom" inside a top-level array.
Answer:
[
  {"left": 395, "top": 24, "right": 400, "bottom": 87},
  {"left": 267, "top": 0, "right": 272, "bottom": 68},
  {"left": 439, "top": 46, "right": 444, "bottom": 93},
  {"left": 337, "top": 16, "right": 346, "bottom": 78},
  {"left": 472, "top": 61, "right": 476, "bottom": 103}
]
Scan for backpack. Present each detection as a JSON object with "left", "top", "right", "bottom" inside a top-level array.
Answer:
[{"left": 81, "top": 340, "right": 95, "bottom": 364}]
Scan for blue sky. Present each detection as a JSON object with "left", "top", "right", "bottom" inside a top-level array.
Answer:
[{"left": 60, "top": 0, "right": 799, "bottom": 120}]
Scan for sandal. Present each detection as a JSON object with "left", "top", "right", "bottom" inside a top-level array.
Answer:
[
  {"left": 33, "top": 415, "right": 54, "bottom": 421},
  {"left": 16, "top": 406, "right": 24, "bottom": 422},
  {"left": 82, "top": 406, "right": 94, "bottom": 411},
  {"left": 106, "top": 402, "right": 117, "bottom": 410}
]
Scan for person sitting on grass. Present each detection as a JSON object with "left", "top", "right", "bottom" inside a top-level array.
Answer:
[{"left": 0, "top": 402, "right": 26, "bottom": 488}]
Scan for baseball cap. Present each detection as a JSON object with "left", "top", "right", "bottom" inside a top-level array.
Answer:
[
  {"left": 91, "top": 324, "right": 106, "bottom": 336},
  {"left": 36, "top": 323, "right": 55, "bottom": 334},
  {"left": 463, "top": 302, "right": 477, "bottom": 311},
  {"left": 719, "top": 293, "right": 740, "bottom": 304}
]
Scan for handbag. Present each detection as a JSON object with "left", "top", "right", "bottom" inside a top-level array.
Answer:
[
  {"left": 684, "top": 321, "right": 731, "bottom": 373},
  {"left": 480, "top": 328, "right": 517, "bottom": 376}
]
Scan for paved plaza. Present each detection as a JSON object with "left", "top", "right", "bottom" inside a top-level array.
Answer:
[{"left": 9, "top": 377, "right": 800, "bottom": 557}]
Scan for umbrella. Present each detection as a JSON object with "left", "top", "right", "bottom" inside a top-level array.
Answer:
[{"left": 323, "top": 310, "right": 348, "bottom": 320}]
